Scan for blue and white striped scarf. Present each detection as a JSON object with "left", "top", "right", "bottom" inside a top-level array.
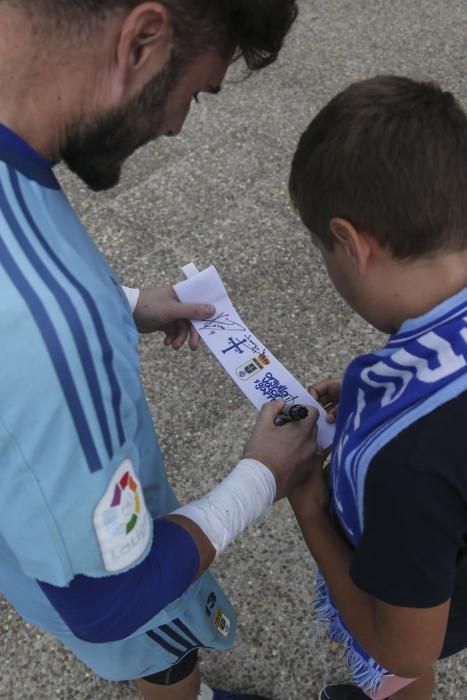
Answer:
[{"left": 315, "top": 287, "right": 467, "bottom": 692}]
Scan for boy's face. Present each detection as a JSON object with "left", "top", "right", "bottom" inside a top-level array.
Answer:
[
  {"left": 311, "top": 223, "right": 398, "bottom": 335},
  {"left": 313, "top": 234, "right": 365, "bottom": 318}
]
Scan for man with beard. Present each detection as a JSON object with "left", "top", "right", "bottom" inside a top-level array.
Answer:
[{"left": 0, "top": 2, "right": 316, "bottom": 700}]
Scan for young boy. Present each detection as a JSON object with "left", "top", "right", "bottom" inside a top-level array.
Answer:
[{"left": 287, "top": 75, "right": 467, "bottom": 700}]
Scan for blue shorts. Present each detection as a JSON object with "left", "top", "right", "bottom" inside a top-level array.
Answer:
[{"left": 0, "top": 542, "right": 236, "bottom": 681}]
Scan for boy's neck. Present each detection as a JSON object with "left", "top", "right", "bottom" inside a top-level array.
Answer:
[{"left": 382, "top": 248, "right": 467, "bottom": 333}]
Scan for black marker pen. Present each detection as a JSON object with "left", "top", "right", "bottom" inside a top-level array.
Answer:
[{"left": 275, "top": 404, "right": 309, "bottom": 425}]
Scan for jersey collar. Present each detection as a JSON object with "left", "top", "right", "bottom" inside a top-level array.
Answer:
[{"left": 0, "top": 123, "right": 59, "bottom": 189}]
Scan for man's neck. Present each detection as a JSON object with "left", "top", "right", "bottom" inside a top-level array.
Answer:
[
  {"left": 0, "top": 7, "right": 104, "bottom": 161},
  {"left": 0, "top": 87, "right": 64, "bottom": 162}
]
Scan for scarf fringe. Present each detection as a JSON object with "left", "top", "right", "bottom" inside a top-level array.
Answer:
[{"left": 314, "top": 574, "right": 385, "bottom": 693}]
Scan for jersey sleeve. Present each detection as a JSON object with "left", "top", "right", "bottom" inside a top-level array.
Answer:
[
  {"left": 350, "top": 393, "right": 467, "bottom": 608},
  {"left": 38, "top": 517, "right": 200, "bottom": 642}
]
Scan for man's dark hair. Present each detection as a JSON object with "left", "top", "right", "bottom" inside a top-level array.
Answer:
[
  {"left": 289, "top": 75, "right": 467, "bottom": 258},
  {"left": 12, "top": 0, "right": 298, "bottom": 71}
]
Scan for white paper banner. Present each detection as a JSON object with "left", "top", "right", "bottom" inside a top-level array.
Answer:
[{"left": 174, "top": 265, "right": 335, "bottom": 449}]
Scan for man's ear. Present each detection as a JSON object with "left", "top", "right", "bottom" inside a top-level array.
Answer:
[
  {"left": 329, "top": 217, "right": 372, "bottom": 274},
  {"left": 115, "top": 2, "right": 174, "bottom": 97}
]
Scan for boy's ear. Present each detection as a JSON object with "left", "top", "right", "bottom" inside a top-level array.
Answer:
[
  {"left": 330, "top": 217, "right": 372, "bottom": 274},
  {"left": 113, "top": 2, "right": 174, "bottom": 99}
]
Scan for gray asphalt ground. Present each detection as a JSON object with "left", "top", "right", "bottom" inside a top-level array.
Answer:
[{"left": 1, "top": 1, "right": 467, "bottom": 698}]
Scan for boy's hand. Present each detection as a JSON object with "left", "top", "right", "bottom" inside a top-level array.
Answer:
[
  {"left": 288, "top": 451, "right": 330, "bottom": 526},
  {"left": 134, "top": 286, "right": 215, "bottom": 350},
  {"left": 309, "top": 377, "right": 342, "bottom": 423},
  {"left": 243, "top": 401, "right": 320, "bottom": 501}
]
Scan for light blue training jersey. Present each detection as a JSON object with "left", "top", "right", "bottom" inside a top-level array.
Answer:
[
  {"left": 0, "top": 123, "right": 180, "bottom": 585},
  {"left": 0, "top": 125, "right": 237, "bottom": 680}
]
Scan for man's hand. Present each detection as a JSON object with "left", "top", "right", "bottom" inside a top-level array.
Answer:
[
  {"left": 134, "top": 286, "right": 215, "bottom": 349},
  {"left": 243, "top": 400, "right": 320, "bottom": 500},
  {"left": 309, "top": 377, "right": 342, "bottom": 423}
]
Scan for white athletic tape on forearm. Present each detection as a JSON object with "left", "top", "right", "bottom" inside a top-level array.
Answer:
[
  {"left": 172, "top": 458, "right": 276, "bottom": 555},
  {"left": 122, "top": 285, "right": 140, "bottom": 314},
  {"left": 174, "top": 265, "right": 335, "bottom": 449}
]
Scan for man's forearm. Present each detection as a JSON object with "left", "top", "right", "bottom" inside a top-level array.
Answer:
[
  {"left": 164, "top": 514, "right": 216, "bottom": 574},
  {"left": 169, "top": 458, "right": 277, "bottom": 569},
  {"left": 121, "top": 285, "right": 140, "bottom": 314}
]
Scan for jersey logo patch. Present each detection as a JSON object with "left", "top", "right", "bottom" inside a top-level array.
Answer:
[{"left": 94, "top": 459, "right": 151, "bottom": 573}]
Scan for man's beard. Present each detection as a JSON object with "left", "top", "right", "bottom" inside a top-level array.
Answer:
[{"left": 62, "top": 54, "right": 180, "bottom": 191}]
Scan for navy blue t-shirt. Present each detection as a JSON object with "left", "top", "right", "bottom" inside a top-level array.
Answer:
[{"left": 350, "top": 390, "right": 467, "bottom": 658}]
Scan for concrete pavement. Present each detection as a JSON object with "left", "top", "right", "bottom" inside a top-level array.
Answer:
[{"left": 1, "top": 1, "right": 466, "bottom": 698}]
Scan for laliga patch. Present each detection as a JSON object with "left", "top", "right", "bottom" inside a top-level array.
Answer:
[
  {"left": 94, "top": 459, "right": 151, "bottom": 573},
  {"left": 214, "top": 608, "right": 231, "bottom": 638}
]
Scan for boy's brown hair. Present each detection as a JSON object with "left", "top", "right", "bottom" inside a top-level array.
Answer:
[{"left": 289, "top": 75, "right": 467, "bottom": 258}]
